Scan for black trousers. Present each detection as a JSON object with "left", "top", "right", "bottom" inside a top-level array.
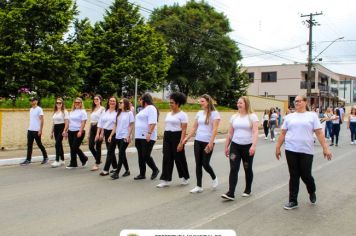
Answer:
[
  {"left": 88, "top": 124, "right": 103, "bottom": 164},
  {"left": 285, "top": 150, "right": 316, "bottom": 203},
  {"left": 113, "top": 138, "right": 130, "bottom": 174},
  {"left": 331, "top": 123, "right": 340, "bottom": 145},
  {"left": 263, "top": 120, "right": 269, "bottom": 137},
  {"left": 68, "top": 130, "right": 88, "bottom": 167},
  {"left": 103, "top": 129, "right": 117, "bottom": 172},
  {"left": 26, "top": 130, "right": 48, "bottom": 161},
  {"left": 160, "top": 131, "right": 190, "bottom": 181},
  {"left": 228, "top": 142, "right": 254, "bottom": 196},
  {"left": 53, "top": 124, "right": 65, "bottom": 161},
  {"left": 135, "top": 139, "right": 159, "bottom": 177},
  {"left": 194, "top": 140, "right": 216, "bottom": 187}
]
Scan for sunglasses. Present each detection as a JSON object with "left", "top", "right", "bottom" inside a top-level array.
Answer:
[
  {"left": 74, "top": 101, "right": 81, "bottom": 104},
  {"left": 56, "top": 102, "right": 62, "bottom": 104}
]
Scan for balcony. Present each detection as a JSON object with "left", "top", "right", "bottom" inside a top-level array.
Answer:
[
  {"left": 318, "top": 82, "right": 329, "bottom": 92},
  {"left": 300, "top": 81, "right": 315, "bottom": 89},
  {"left": 331, "top": 88, "right": 338, "bottom": 96}
]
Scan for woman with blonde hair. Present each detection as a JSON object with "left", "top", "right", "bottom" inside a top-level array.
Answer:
[
  {"left": 221, "top": 96, "right": 259, "bottom": 200},
  {"left": 183, "top": 94, "right": 220, "bottom": 193}
]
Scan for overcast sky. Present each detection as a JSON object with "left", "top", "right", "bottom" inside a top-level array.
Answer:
[{"left": 77, "top": 0, "right": 356, "bottom": 76}]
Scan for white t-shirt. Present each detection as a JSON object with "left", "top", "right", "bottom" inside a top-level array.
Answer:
[
  {"left": 331, "top": 115, "right": 340, "bottom": 124},
  {"left": 115, "top": 111, "right": 135, "bottom": 139},
  {"left": 52, "top": 110, "right": 69, "bottom": 125},
  {"left": 195, "top": 110, "right": 221, "bottom": 143},
  {"left": 165, "top": 111, "right": 188, "bottom": 132},
  {"left": 28, "top": 106, "right": 44, "bottom": 131},
  {"left": 98, "top": 110, "right": 118, "bottom": 130},
  {"left": 69, "top": 109, "right": 88, "bottom": 131},
  {"left": 270, "top": 113, "right": 278, "bottom": 121},
  {"left": 350, "top": 115, "right": 356, "bottom": 123},
  {"left": 282, "top": 111, "right": 321, "bottom": 155},
  {"left": 135, "top": 105, "right": 158, "bottom": 141},
  {"left": 90, "top": 107, "right": 105, "bottom": 124},
  {"left": 262, "top": 114, "right": 269, "bottom": 122},
  {"left": 231, "top": 113, "right": 259, "bottom": 145}
]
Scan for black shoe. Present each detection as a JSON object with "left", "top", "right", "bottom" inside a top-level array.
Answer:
[
  {"left": 221, "top": 192, "right": 235, "bottom": 201},
  {"left": 111, "top": 172, "right": 119, "bottom": 180},
  {"left": 20, "top": 159, "right": 31, "bottom": 166},
  {"left": 283, "top": 202, "right": 298, "bottom": 210},
  {"left": 134, "top": 175, "right": 146, "bottom": 180},
  {"left": 122, "top": 171, "right": 130, "bottom": 177},
  {"left": 309, "top": 192, "right": 316, "bottom": 204},
  {"left": 151, "top": 169, "right": 160, "bottom": 180},
  {"left": 41, "top": 158, "right": 48, "bottom": 165},
  {"left": 82, "top": 157, "right": 88, "bottom": 167},
  {"left": 110, "top": 169, "right": 117, "bottom": 174},
  {"left": 66, "top": 165, "right": 78, "bottom": 169},
  {"left": 329, "top": 143, "right": 334, "bottom": 146},
  {"left": 100, "top": 171, "right": 109, "bottom": 176}
]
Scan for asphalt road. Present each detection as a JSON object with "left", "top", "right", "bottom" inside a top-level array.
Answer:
[{"left": 1, "top": 128, "right": 355, "bottom": 236}]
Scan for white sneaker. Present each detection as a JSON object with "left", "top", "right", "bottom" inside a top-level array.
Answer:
[
  {"left": 181, "top": 178, "right": 189, "bottom": 185},
  {"left": 264, "top": 137, "right": 268, "bottom": 140},
  {"left": 272, "top": 138, "right": 276, "bottom": 142},
  {"left": 212, "top": 177, "right": 219, "bottom": 189},
  {"left": 351, "top": 141, "right": 354, "bottom": 145},
  {"left": 190, "top": 186, "right": 203, "bottom": 193},
  {"left": 51, "top": 161, "right": 60, "bottom": 168},
  {"left": 241, "top": 193, "right": 250, "bottom": 197},
  {"left": 59, "top": 160, "right": 65, "bottom": 166},
  {"left": 156, "top": 181, "right": 170, "bottom": 188}
]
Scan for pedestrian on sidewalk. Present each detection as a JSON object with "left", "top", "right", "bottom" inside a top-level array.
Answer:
[
  {"left": 88, "top": 95, "right": 105, "bottom": 171},
  {"left": 50, "top": 98, "right": 69, "bottom": 168},
  {"left": 21, "top": 97, "right": 48, "bottom": 165},
  {"left": 275, "top": 95, "right": 332, "bottom": 210},
  {"left": 156, "top": 92, "right": 190, "bottom": 188},
  {"left": 221, "top": 96, "right": 259, "bottom": 201},
  {"left": 134, "top": 93, "right": 160, "bottom": 180},
  {"left": 96, "top": 96, "right": 118, "bottom": 176},
  {"left": 324, "top": 107, "right": 333, "bottom": 140},
  {"left": 268, "top": 108, "right": 278, "bottom": 142},
  {"left": 347, "top": 107, "right": 356, "bottom": 145},
  {"left": 262, "top": 109, "right": 269, "bottom": 140},
  {"left": 66, "top": 98, "right": 88, "bottom": 169},
  {"left": 330, "top": 108, "right": 341, "bottom": 147},
  {"left": 183, "top": 94, "right": 220, "bottom": 193},
  {"left": 110, "top": 98, "right": 135, "bottom": 180}
]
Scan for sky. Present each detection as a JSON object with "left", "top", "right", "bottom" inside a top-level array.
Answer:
[{"left": 76, "top": 0, "right": 356, "bottom": 77}]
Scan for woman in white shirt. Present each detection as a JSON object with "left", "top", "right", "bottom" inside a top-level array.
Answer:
[
  {"left": 157, "top": 92, "right": 190, "bottom": 188},
  {"left": 183, "top": 94, "right": 220, "bottom": 193},
  {"left": 66, "top": 98, "right": 88, "bottom": 169},
  {"left": 262, "top": 109, "right": 269, "bottom": 140},
  {"left": 96, "top": 96, "right": 118, "bottom": 176},
  {"left": 330, "top": 108, "right": 341, "bottom": 147},
  {"left": 276, "top": 95, "right": 332, "bottom": 210},
  {"left": 51, "top": 98, "right": 69, "bottom": 168},
  {"left": 109, "top": 98, "right": 135, "bottom": 180},
  {"left": 134, "top": 93, "right": 160, "bottom": 180},
  {"left": 88, "top": 95, "right": 105, "bottom": 171},
  {"left": 348, "top": 107, "right": 356, "bottom": 144},
  {"left": 221, "top": 96, "right": 259, "bottom": 201},
  {"left": 269, "top": 108, "right": 279, "bottom": 142}
]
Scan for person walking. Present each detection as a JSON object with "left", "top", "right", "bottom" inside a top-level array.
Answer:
[
  {"left": 183, "top": 94, "right": 220, "bottom": 193},
  {"left": 156, "top": 92, "right": 190, "bottom": 188},
  {"left": 262, "top": 109, "right": 269, "bottom": 140},
  {"left": 50, "top": 98, "right": 69, "bottom": 168},
  {"left": 275, "top": 95, "right": 332, "bottom": 210},
  {"left": 330, "top": 108, "right": 341, "bottom": 147},
  {"left": 20, "top": 97, "right": 48, "bottom": 165},
  {"left": 269, "top": 108, "right": 279, "bottom": 142},
  {"left": 347, "top": 107, "right": 356, "bottom": 145},
  {"left": 66, "top": 98, "right": 89, "bottom": 169},
  {"left": 88, "top": 95, "right": 105, "bottom": 171},
  {"left": 110, "top": 98, "right": 135, "bottom": 180},
  {"left": 323, "top": 107, "right": 333, "bottom": 140},
  {"left": 134, "top": 93, "right": 160, "bottom": 180},
  {"left": 221, "top": 96, "right": 259, "bottom": 201},
  {"left": 96, "top": 96, "right": 118, "bottom": 176}
]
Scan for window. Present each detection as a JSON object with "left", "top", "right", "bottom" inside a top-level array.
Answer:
[
  {"left": 261, "top": 72, "right": 277, "bottom": 82},
  {"left": 248, "top": 73, "right": 254, "bottom": 83}
]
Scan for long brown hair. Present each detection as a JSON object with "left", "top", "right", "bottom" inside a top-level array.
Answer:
[
  {"left": 53, "top": 97, "right": 65, "bottom": 113},
  {"left": 105, "top": 96, "right": 118, "bottom": 111},
  {"left": 117, "top": 98, "right": 130, "bottom": 118},
  {"left": 92, "top": 94, "right": 103, "bottom": 111},
  {"left": 201, "top": 94, "right": 216, "bottom": 125},
  {"left": 239, "top": 96, "right": 253, "bottom": 114}
]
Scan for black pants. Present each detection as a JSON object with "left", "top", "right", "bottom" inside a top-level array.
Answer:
[
  {"left": 53, "top": 124, "right": 65, "bottom": 161},
  {"left": 103, "top": 129, "right": 117, "bottom": 172},
  {"left": 113, "top": 138, "right": 130, "bottom": 174},
  {"left": 88, "top": 124, "right": 102, "bottom": 164},
  {"left": 331, "top": 123, "right": 340, "bottom": 145},
  {"left": 350, "top": 122, "right": 356, "bottom": 142},
  {"left": 26, "top": 130, "right": 48, "bottom": 161},
  {"left": 160, "top": 131, "right": 190, "bottom": 181},
  {"left": 68, "top": 130, "right": 88, "bottom": 167},
  {"left": 263, "top": 120, "right": 269, "bottom": 137},
  {"left": 285, "top": 150, "right": 316, "bottom": 203},
  {"left": 194, "top": 140, "right": 216, "bottom": 187},
  {"left": 228, "top": 142, "right": 254, "bottom": 196},
  {"left": 135, "top": 139, "right": 159, "bottom": 177}
]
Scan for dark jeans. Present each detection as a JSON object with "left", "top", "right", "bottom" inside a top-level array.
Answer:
[
  {"left": 269, "top": 120, "right": 277, "bottom": 139},
  {"left": 194, "top": 140, "right": 216, "bottom": 187},
  {"left": 68, "top": 130, "right": 88, "bottom": 167},
  {"left": 331, "top": 123, "right": 341, "bottom": 145},
  {"left": 325, "top": 121, "right": 333, "bottom": 139},
  {"left": 103, "top": 129, "right": 117, "bottom": 172},
  {"left": 285, "top": 150, "right": 316, "bottom": 203},
  {"left": 228, "top": 142, "right": 254, "bottom": 196},
  {"left": 53, "top": 124, "right": 65, "bottom": 161},
  {"left": 160, "top": 131, "right": 190, "bottom": 182},
  {"left": 135, "top": 139, "right": 159, "bottom": 177},
  {"left": 263, "top": 120, "right": 269, "bottom": 137},
  {"left": 350, "top": 122, "right": 356, "bottom": 142},
  {"left": 88, "top": 124, "right": 103, "bottom": 164},
  {"left": 113, "top": 138, "right": 130, "bottom": 174},
  {"left": 26, "top": 130, "right": 48, "bottom": 161}
]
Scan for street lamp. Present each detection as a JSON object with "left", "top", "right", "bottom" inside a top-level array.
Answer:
[{"left": 313, "top": 37, "right": 344, "bottom": 61}]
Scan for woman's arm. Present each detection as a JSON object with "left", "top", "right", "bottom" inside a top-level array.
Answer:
[
  {"left": 315, "top": 129, "right": 332, "bottom": 160},
  {"left": 275, "top": 129, "right": 287, "bottom": 160},
  {"left": 249, "top": 121, "right": 259, "bottom": 156},
  {"left": 224, "top": 125, "right": 234, "bottom": 157},
  {"left": 183, "top": 120, "right": 198, "bottom": 144}
]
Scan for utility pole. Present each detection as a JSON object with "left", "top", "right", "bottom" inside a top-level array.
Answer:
[{"left": 301, "top": 12, "right": 323, "bottom": 107}]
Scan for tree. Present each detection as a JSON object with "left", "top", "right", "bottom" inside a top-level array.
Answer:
[{"left": 149, "top": 0, "right": 244, "bottom": 101}]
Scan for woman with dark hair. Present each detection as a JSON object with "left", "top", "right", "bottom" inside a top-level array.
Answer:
[
  {"left": 134, "top": 93, "right": 160, "bottom": 180},
  {"left": 262, "top": 109, "right": 269, "bottom": 140},
  {"left": 183, "top": 94, "right": 220, "bottom": 193},
  {"left": 110, "top": 98, "right": 135, "bottom": 180},
  {"left": 348, "top": 107, "right": 356, "bottom": 144},
  {"left": 157, "top": 92, "right": 190, "bottom": 188},
  {"left": 269, "top": 107, "right": 278, "bottom": 142},
  {"left": 330, "top": 108, "right": 341, "bottom": 147},
  {"left": 96, "top": 96, "right": 118, "bottom": 176},
  {"left": 88, "top": 95, "right": 105, "bottom": 171}
]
